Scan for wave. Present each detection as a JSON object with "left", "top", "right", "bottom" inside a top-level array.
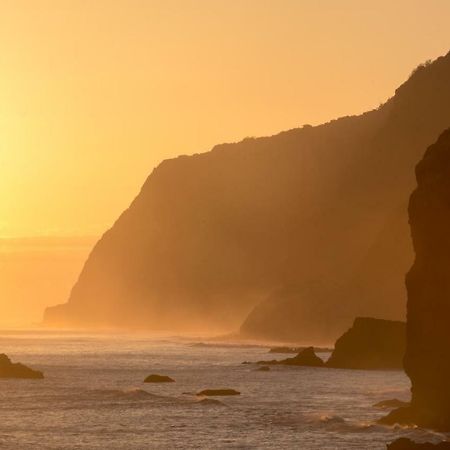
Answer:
[
  {"left": 88, "top": 388, "right": 156, "bottom": 399},
  {"left": 189, "top": 342, "right": 266, "bottom": 349},
  {"left": 85, "top": 388, "right": 228, "bottom": 407},
  {"left": 80, "top": 388, "right": 183, "bottom": 406},
  {"left": 302, "top": 412, "right": 384, "bottom": 433},
  {"left": 195, "top": 398, "right": 226, "bottom": 407}
]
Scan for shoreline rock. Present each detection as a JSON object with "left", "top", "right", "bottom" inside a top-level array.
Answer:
[
  {"left": 0, "top": 354, "right": 44, "bottom": 379},
  {"left": 326, "top": 317, "right": 405, "bottom": 370}
]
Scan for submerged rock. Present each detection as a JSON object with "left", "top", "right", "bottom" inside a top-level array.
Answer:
[
  {"left": 144, "top": 374, "right": 175, "bottom": 383},
  {"left": 383, "top": 129, "right": 450, "bottom": 430},
  {"left": 196, "top": 389, "right": 240, "bottom": 396},
  {"left": 257, "top": 347, "right": 324, "bottom": 367},
  {"left": 326, "top": 317, "right": 405, "bottom": 370},
  {"left": 256, "top": 366, "right": 271, "bottom": 372},
  {"left": 387, "top": 438, "right": 450, "bottom": 449},
  {"left": 0, "top": 354, "right": 43, "bottom": 379}
]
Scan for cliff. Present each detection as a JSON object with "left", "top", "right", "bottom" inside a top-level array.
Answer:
[
  {"left": 383, "top": 129, "right": 450, "bottom": 430},
  {"left": 44, "top": 52, "right": 450, "bottom": 340},
  {"left": 326, "top": 317, "right": 405, "bottom": 370}
]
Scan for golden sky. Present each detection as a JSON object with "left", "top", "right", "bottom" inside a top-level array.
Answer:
[
  {"left": 1, "top": 0, "right": 450, "bottom": 326},
  {"left": 1, "top": 0, "right": 449, "bottom": 238}
]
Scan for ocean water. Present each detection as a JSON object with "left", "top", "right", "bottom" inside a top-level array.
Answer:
[{"left": 0, "top": 331, "right": 448, "bottom": 449}]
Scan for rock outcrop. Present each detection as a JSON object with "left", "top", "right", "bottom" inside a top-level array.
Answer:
[
  {"left": 0, "top": 354, "right": 44, "bottom": 379},
  {"left": 387, "top": 438, "right": 450, "bottom": 450},
  {"left": 257, "top": 347, "right": 325, "bottom": 367},
  {"left": 383, "top": 129, "right": 450, "bottom": 430},
  {"left": 326, "top": 317, "right": 406, "bottom": 370},
  {"left": 44, "top": 52, "right": 450, "bottom": 341},
  {"left": 144, "top": 374, "right": 175, "bottom": 383}
]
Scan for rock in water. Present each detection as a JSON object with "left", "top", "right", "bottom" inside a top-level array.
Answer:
[
  {"left": 144, "top": 374, "right": 175, "bottom": 383},
  {"left": 387, "top": 438, "right": 450, "bottom": 449},
  {"left": 257, "top": 347, "right": 324, "bottom": 367},
  {"left": 326, "top": 317, "right": 405, "bottom": 370},
  {"left": 0, "top": 354, "right": 44, "bottom": 379},
  {"left": 383, "top": 129, "right": 450, "bottom": 430},
  {"left": 196, "top": 389, "right": 240, "bottom": 396},
  {"left": 277, "top": 347, "right": 324, "bottom": 367}
]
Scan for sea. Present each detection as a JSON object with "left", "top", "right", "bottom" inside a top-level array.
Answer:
[{"left": 0, "top": 330, "right": 448, "bottom": 450}]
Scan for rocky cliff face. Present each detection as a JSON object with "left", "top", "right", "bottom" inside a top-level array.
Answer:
[
  {"left": 381, "top": 129, "right": 450, "bottom": 430},
  {"left": 326, "top": 317, "right": 405, "bottom": 370},
  {"left": 405, "top": 128, "right": 450, "bottom": 429},
  {"left": 45, "top": 52, "right": 450, "bottom": 339}
]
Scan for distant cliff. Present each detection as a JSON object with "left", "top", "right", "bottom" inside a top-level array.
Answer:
[
  {"left": 45, "top": 52, "right": 450, "bottom": 340},
  {"left": 383, "top": 129, "right": 450, "bottom": 430}
]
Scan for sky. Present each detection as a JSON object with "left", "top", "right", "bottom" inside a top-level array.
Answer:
[
  {"left": 1, "top": 0, "right": 450, "bottom": 238},
  {"left": 0, "top": 0, "right": 449, "bottom": 326}
]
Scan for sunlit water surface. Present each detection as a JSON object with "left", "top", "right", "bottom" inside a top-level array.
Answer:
[{"left": 0, "top": 331, "right": 448, "bottom": 449}]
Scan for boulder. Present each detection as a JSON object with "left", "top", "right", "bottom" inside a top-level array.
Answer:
[
  {"left": 144, "top": 374, "right": 175, "bottom": 383},
  {"left": 0, "top": 354, "right": 43, "bottom": 379}
]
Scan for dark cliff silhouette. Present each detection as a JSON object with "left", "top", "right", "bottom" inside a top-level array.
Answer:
[
  {"left": 326, "top": 317, "right": 405, "bottom": 370},
  {"left": 382, "top": 129, "right": 450, "bottom": 430},
  {"left": 44, "top": 52, "right": 450, "bottom": 340}
]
